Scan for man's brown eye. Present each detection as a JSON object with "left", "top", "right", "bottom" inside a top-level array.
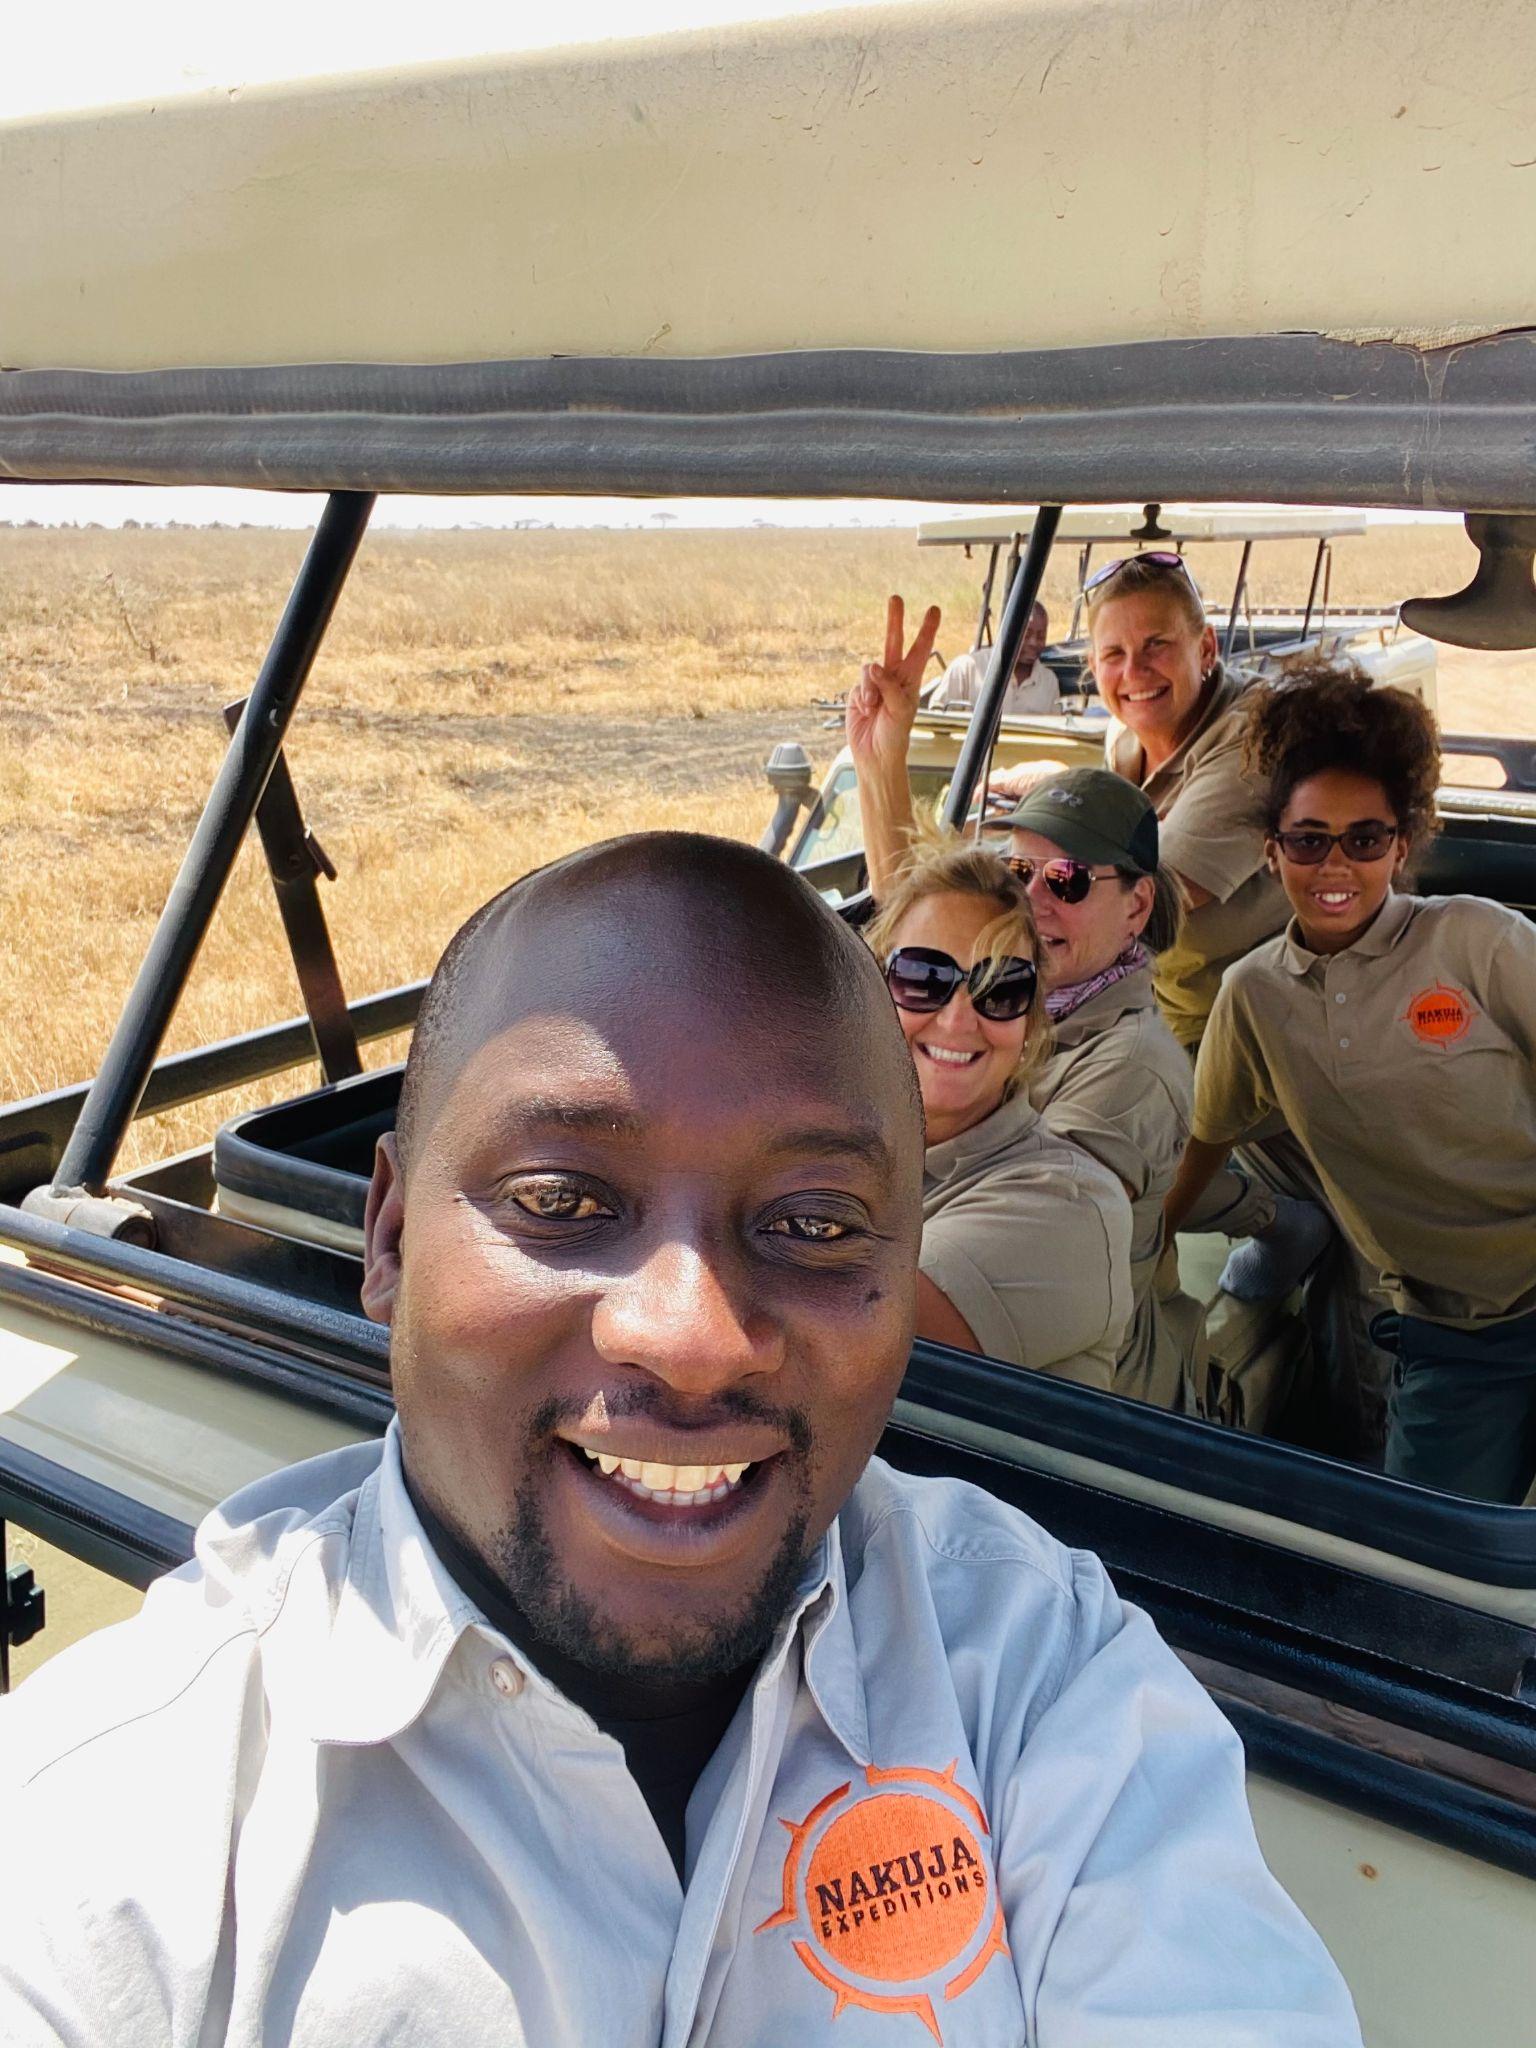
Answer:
[
  {"left": 769, "top": 1215, "right": 851, "bottom": 1242},
  {"left": 506, "top": 1177, "right": 608, "bottom": 1222}
]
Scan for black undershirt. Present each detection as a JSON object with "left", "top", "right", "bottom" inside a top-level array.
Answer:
[{"left": 408, "top": 1482, "right": 753, "bottom": 1880}]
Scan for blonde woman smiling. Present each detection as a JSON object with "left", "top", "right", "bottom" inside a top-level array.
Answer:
[
  {"left": 851, "top": 599, "right": 1191, "bottom": 1405},
  {"left": 859, "top": 829, "right": 1133, "bottom": 1389}
]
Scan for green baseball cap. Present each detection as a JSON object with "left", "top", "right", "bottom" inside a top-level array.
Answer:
[{"left": 1001, "top": 767, "right": 1160, "bottom": 875}]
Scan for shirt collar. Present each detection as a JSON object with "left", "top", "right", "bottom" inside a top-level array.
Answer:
[
  {"left": 305, "top": 1422, "right": 491, "bottom": 1747},
  {"left": 1045, "top": 961, "right": 1156, "bottom": 1045},
  {"left": 796, "top": 1517, "right": 871, "bottom": 1767},
  {"left": 923, "top": 1087, "right": 1040, "bottom": 1182},
  {"left": 306, "top": 1422, "right": 870, "bottom": 1765},
  {"left": 1278, "top": 888, "right": 1416, "bottom": 976}
]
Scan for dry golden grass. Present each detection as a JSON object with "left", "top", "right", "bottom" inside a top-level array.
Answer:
[{"left": 0, "top": 519, "right": 1529, "bottom": 1167}]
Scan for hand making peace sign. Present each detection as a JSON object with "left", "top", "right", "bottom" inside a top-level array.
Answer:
[{"left": 845, "top": 594, "right": 941, "bottom": 776}]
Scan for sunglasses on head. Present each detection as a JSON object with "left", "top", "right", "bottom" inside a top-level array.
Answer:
[
  {"left": 884, "top": 946, "right": 1038, "bottom": 1023},
  {"left": 1273, "top": 823, "right": 1398, "bottom": 866},
  {"left": 1003, "top": 854, "right": 1120, "bottom": 906},
  {"left": 1083, "top": 551, "right": 1200, "bottom": 598}
]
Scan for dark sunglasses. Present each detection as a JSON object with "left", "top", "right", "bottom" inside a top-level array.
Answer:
[
  {"left": 1004, "top": 854, "right": 1120, "bottom": 905},
  {"left": 884, "top": 946, "right": 1038, "bottom": 1022},
  {"left": 1083, "top": 551, "right": 1200, "bottom": 598},
  {"left": 1273, "top": 823, "right": 1398, "bottom": 866}
]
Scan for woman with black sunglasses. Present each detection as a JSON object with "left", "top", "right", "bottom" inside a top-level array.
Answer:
[
  {"left": 850, "top": 601, "right": 1204, "bottom": 1408},
  {"left": 863, "top": 839, "right": 1133, "bottom": 1391},
  {"left": 1166, "top": 662, "right": 1536, "bottom": 1503}
]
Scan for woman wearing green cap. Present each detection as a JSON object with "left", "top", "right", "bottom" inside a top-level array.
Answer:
[{"left": 849, "top": 598, "right": 1203, "bottom": 1408}]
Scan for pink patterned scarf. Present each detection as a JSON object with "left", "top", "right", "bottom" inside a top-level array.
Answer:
[{"left": 1044, "top": 942, "right": 1150, "bottom": 1023}]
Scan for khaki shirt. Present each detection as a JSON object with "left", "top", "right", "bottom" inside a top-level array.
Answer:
[
  {"left": 1193, "top": 892, "right": 1536, "bottom": 1325},
  {"left": 0, "top": 1429, "right": 1361, "bottom": 2046},
  {"left": 1031, "top": 969, "right": 1204, "bottom": 1407},
  {"left": 1106, "top": 665, "right": 1288, "bottom": 1047},
  {"left": 920, "top": 1089, "right": 1132, "bottom": 1388},
  {"left": 935, "top": 649, "right": 1061, "bottom": 717}
]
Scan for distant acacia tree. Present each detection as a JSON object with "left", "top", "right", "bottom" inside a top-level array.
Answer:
[{"left": 650, "top": 511, "right": 678, "bottom": 529}]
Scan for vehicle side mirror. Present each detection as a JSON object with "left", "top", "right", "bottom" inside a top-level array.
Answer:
[
  {"left": 759, "top": 742, "right": 816, "bottom": 859},
  {"left": 1400, "top": 513, "right": 1536, "bottom": 649}
]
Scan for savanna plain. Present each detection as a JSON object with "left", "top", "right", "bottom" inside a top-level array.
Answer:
[{"left": 1, "top": 517, "right": 1531, "bottom": 1671}]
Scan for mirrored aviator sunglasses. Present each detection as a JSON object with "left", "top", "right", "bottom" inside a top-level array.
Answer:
[
  {"left": 884, "top": 945, "right": 1038, "bottom": 1022},
  {"left": 1004, "top": 854, "right": 1114, "bottom": 905}
]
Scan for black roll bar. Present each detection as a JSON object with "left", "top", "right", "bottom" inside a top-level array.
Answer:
[
  {"left": 941, "top": 506, "right": 1063, "bottom": 831},
  {"left": 54, "top": 492, "right": 375, "bottom": 1194},
  {"left": 1221, "top": 536, "right": 1254, "bottom": 663}
]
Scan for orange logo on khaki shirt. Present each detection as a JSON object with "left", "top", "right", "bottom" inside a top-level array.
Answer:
[
  {"left": 1404, "top": 981, "right": 1475, "bottom": 1045},
  {"left": 755, "top": 1761, "right": 1009, "bottom": 2042}
]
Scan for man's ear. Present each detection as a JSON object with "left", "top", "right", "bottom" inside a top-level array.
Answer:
[{"left": 361, "top": 1132, "right": 405, "bottom": 1325}]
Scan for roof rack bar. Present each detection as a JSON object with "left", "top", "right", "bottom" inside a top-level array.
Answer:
[
  {"left": 942, "top": 505, "right": 1063, "bottom": 832},
  {"left": 54, "top": 491, "right": 375, "bottom": 1194}
]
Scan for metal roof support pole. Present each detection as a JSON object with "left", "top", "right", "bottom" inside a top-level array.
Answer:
[
  {"left": 1300, "top": 538, "right": 1327, "bottom": 643},
  {"left": 1069, "top": 541, "right": 1092, "bottom": 642},
  {"left": 1222, "top": 538, "right": 1254, "bottom": 663},
  {"left": 975, "top": 542, "right": 1001, "bottom": 650},
  {"left": 54, "top": 491, "right": 375, "bottom": 1195},
  {"left": 941, "top": 504, "right": 1062, "bottom": 832},
  {"left": 221, "top": 702, "right": 362, "bottom": 1086}
]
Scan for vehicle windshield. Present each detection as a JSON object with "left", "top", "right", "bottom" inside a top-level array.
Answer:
[{"left": 791, "top": 764, "right": 954, "bottom": 870}]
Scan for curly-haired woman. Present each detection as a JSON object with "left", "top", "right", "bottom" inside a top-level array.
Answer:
[{"left": 1166, "top": 661, "right": 1536, "bottom": 1502}]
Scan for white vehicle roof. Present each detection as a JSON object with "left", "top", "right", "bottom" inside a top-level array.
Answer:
[
  {"left": 2, "top": 0, "right": 1534, "bottom": 506},
  {"left": 3, "top": 0, "right": 1532, "bottom": 372},
  {"left": 918, "top": 509, "right": 1369, "bottom": 549}
]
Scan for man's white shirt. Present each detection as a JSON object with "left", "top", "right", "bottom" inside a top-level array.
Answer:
[
  {"left": 933, "top": 650, "right": 1061, "bottom": 718},
  {"left": 0, "top": 1428, "right": 1361, "bottom": 2046}
]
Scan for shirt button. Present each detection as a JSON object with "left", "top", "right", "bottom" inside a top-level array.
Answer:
[
  {"left": 489, "top": 1657, "right": 525, "bottom": 1699},
  {"left": 1339, "top": 1037, "right": 1350, "bottom": 1049},
  {"left": 1335, "top": 993, "right": 1347, "bottom": 1004}
]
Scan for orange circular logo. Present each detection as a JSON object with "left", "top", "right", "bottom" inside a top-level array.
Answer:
[
  {"left": 755, "top": 1762, "right": 1009, "bottom": 2042},
  {"left": 1404, "top": 981, "right": 1474, "bottom": 1045}
]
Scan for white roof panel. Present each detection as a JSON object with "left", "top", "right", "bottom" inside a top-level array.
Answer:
[{"left": 2, "top": 0, "right": 1533, "bottom": 373}]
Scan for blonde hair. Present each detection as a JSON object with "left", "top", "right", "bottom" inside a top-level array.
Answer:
[
  {"left": 865, "top": 835, "right": 1052, "bottom": 1088},
  {"left": 1085, "top": 554, "right": 1208, "bottom": 643},
  {"left": 1138, "top": 865, "right": 1189, "bottom": 955}
]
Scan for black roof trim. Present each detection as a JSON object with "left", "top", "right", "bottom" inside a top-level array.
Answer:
[{"left": 4, "top": 333, "right": 1536, "bottom": 508}]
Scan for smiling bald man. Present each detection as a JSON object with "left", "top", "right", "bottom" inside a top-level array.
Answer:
[{"left": 0, "top": 835, "right": 1359, "bottom": 2046}]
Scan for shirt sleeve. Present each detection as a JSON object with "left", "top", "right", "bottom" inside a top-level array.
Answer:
[
  {"left": 998, "top": 1553, "right": 1363, "bottom": 2045},
  {"left": 1159, "top": 732, "right": 1268, "bottom": 905},
  {"left": 919, "top": 1163, "right": 1130, "bottom": 1382},
  {"left": 1486, "top": 910, "right": 1536, "bottom": 1064},
  {"left": 1038, "top": 1039, "right": 1190, "bottom": 1203},
  {"left": 1191, "top": 982, "right": 1274, "bottom": 1146}
]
